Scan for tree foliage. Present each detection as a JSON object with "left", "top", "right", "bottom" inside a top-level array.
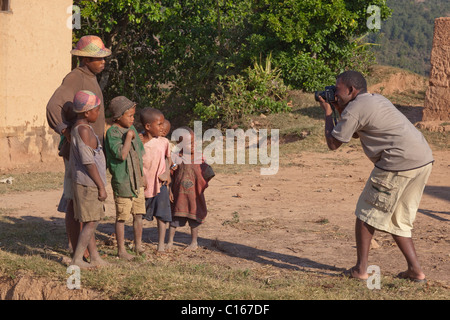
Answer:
[{"left": 73, "top": 0, "right": 391, "bottom": 125}]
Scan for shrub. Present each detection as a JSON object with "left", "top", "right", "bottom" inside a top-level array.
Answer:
[{"left": 194, "top": 54, "right": 291, "bottom": 128}]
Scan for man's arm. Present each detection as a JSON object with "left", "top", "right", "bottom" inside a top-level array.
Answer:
[
  {"left": 324, "top": 114, "right": 342, "bottom": 150},
  {"left": 46, "top": 71, "right": 81, "bottom": 135},
  {"left": 319, "top": 97, "right": 342, "bottom": 150}
]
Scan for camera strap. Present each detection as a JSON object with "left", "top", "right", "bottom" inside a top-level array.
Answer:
[{"left": 330, "top": 105, "right": 339, "bottom": 126}]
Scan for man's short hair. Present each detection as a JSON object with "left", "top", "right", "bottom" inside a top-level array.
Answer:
[
  {"left": 336, "top": 71, "right": 367, "bottom": 93},
  {"left": 140, "top": 107, "right": 163, "bottom": 127}
]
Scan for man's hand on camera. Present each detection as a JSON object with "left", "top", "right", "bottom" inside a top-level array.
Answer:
[
  {"left": 318, "top": 96, "right": 343, "bottom": 151},
  {"left": 318, "top": 96, "right": 334, "bottom": 116}
]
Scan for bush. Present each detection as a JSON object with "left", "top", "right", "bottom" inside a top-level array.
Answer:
[
  {"left": 194, "top": 54, "right": 291, "bottom": 128},
  {"left": 275, "top": 51, "right": 336, "bottom": 92}
]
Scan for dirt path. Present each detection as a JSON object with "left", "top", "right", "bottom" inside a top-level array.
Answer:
[{"left": 0, "top": 149, "right": 449, "bottom": 288}]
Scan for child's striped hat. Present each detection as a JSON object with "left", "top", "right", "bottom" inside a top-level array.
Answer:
[{"left": 73, "top": 90, "right": 101, "bottom": 113}]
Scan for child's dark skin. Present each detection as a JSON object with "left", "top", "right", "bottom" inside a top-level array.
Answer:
[
  {"left": 70, "top": 106, "right": 109, "bottom": 269},
  {"left": 141, "top": 113, "right": 168, "bottom": 252},
  {"left": 113, "top": 106, "right": 146, "bottom": 260},
  {"left": 167, "top": 131, "right": 200, "bottom": 252}
]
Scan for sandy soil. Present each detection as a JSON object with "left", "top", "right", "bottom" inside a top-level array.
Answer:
[{"left": 0, "top": 146, "right": 448, "bottom": 299}]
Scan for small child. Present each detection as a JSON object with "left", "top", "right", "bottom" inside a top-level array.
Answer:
[
  {"left": 105, "top": 96, "right": 146, "bottom": 260},
  {"left": 140, "top": 108, "right": 172, "bottom": 252},
  {"left": 167, "top": 127, "right": 214, "bottom": 251},
  {"left": 158, "top": 119, "right": 175, "bottom": 193},
  {"left": 161, "top": 119, "right": 175, "bottom": 153},
  {"left": 69, "top": 90, "right": 109, "bottom": 269}
]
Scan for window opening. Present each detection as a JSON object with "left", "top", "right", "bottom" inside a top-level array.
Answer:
[{"left": 1, "top": 0, "right": 10, "bottom": 12}]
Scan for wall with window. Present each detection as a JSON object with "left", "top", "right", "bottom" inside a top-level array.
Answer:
[
  {"left": 0, "top": 0, "right": 73, "bottom": 168},
  {"left": 1, "top": 0, "right": 11, "bottom": 12}
]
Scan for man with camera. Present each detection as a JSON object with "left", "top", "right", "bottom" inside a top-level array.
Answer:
[{"left": 316, "top": 70, "right": 434, "bottom": 283}]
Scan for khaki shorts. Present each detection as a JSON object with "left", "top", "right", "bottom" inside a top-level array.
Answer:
[
  {"left": 355, "top": 163, "right": 432, "bottom": 237},
  {"left": 114, "top": 187, "right": 146, "bottom": 222},
  {"left": 73, "top": 183, "right": 105, "bottom": 222}
]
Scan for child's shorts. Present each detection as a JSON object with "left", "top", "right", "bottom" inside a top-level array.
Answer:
[
  {"left": 145, "top": 185, "right": 172, "bottom": 222},
  {"left": 170, "top": 216, "right": 201, "bottom": 228},
  {"left": 114, "top": 187, "right": 146, "bottom": 222},
  {"left": 73, "top": 183, "right": 105, "bottom": 223}
]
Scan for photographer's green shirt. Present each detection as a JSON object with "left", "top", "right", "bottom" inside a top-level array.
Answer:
[
  {"left": 331, "top": 93, "right": 434, "bottom": 171},
  {"left": 105, "top": 124, "right": 145, "bottom": 198}
]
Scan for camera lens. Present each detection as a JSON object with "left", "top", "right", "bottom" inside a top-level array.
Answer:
[{"left": 314, "top": 91, "right": 325, "bottom": 102}]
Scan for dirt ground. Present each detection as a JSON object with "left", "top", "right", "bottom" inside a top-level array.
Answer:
[{"left": 0, "top": 145, "right": 449, "bottom": 299}]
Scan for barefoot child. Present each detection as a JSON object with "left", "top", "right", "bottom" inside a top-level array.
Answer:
[
  {"left": 158, "top": 119, "right": 175, "bottom": 197},
  {"left": 140, "top": 108, "right": 172, "bottom": 252},
  {"left": 69, "top": 90, "right": 109, "bottom": 269},
  {"left": 105, "top": 96, "right": 146, "bottom": 260},
  {"left": 167, "top": 127, "right": 214, "bottom": 251}
]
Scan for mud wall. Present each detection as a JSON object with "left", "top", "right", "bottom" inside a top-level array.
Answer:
[
  {"left": 423, "top": 17, "right": 450, "bottom": 121},
  {"left": 0, "top": 0, "right": 72, "bottom": 168}
]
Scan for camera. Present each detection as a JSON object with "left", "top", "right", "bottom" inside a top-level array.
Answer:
[{"left": 314, "top": 85, "right": 336, "bottom": 103}]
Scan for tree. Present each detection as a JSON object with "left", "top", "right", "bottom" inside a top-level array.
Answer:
[
  {"left": 73, "top": 0, "right": 391, "bottom": 125},
  {"left": 245, "top": 0, "right": 391, "bottom": 90},
  {"left": 74, "top": 0, "right": 164, "bottom": 110}
]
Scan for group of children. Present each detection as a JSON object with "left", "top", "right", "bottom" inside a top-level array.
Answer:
[{"left": 69, "top": 90, "right": 214, "bottom": 269}]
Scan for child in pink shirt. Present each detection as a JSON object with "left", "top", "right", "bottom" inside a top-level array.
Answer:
[{"left": 140, "top": 108, "right": 171, "bottom": 252}]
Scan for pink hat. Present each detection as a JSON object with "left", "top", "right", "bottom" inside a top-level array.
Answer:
[
  {"left": 71, "top": 35, "right": 112, "bottom": 58},
  {"left": 73, "top": 90, "right": 101, "bottom": 113}
]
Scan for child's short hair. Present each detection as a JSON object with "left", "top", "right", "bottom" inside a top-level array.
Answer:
[
  {"left": 140, "top": 107, "right": 163, "bottom": 127},
  {"left": 162, "top": 119, "right": 171, "bottom": 130}
]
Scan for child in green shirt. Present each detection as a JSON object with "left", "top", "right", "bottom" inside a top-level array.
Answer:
[{"left": 105, "top": 96, "right": 146, "bottom": 260}]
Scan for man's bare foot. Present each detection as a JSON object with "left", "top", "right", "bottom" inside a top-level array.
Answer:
[
  {"left": 397, "top": 270, "right": 426, "bottom": 283},
  {"left": 342, "top": 266, "right": 368, "bottom": 280}
]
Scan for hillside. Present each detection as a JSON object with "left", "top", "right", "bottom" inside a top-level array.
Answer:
[{"left": 368, "top": 0, "right": 450, "bottom": 76}]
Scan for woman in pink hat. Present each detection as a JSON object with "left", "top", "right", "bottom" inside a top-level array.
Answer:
[{"left": 46, "top": 35, "right": 111, "bottom": 261}]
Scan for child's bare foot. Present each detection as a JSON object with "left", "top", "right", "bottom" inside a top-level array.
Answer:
[
  {"left": 118, "top": 250, "right": 135, "bottom": 261},
  {"left": 157, "top": 243, "right": 166, "bottom": 253},
  {"left": 91, "top": 257, "right": 111, "bottom": 268},
  {"left": 70, "top": 259, "right": 95, "bottom": 270},
  {"left": 134, "top": 245, "right": 145, "bottom": 255},
  {"left": 60, "top": 255, "right": 72, "bottom": 266},
  {"left": 166, "top": 242, "right": 174, "bottom": 252},
  {"left": 184, "top": 242, "right": 198, "bottom": 251}
]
